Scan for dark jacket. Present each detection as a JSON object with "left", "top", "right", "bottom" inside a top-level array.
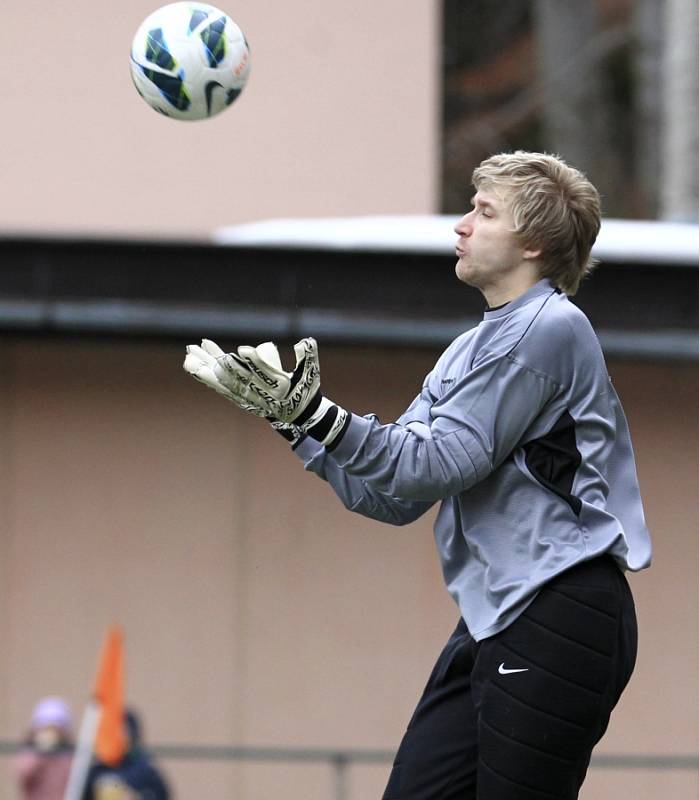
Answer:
[{"left": 81, "top": 748, "right": 170, "bottom": 800}]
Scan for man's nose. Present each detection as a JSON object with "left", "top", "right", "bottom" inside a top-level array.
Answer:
[{"left": 454, "top": 214, "right": 473, "bottom": 237}]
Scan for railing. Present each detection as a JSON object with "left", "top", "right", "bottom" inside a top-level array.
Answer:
[
  {"left": 155, "top": 745, "right": 392, "bottom": 800},
  {"left": 2, "top": 742, "right": 698, "bottom": 800}
]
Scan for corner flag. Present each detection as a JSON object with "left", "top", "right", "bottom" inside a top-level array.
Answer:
[
  {"left": 63, "top": 625, "right": 128, "bottom": 800},
  {"left": 93, "top": 625, "right": 127, "bottom": 766}
]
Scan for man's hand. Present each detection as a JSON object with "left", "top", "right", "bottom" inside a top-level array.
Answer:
[
  {"left": 184, "top": 339, "right": 306, "bottom": 446},
  {"left": 216, "top": 337, "right": 319, "bottom": 423},
  {"left": 183, "top": 339, "right": 268, "bottom": 416},
  {"left": 215, "top": 338, "right": 350, "bottom": 447}
]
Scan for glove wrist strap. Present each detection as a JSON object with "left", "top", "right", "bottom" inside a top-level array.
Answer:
[
  {"left": 299, "top": 394, "right": 351, "bottom": 448},
  {"left": 269, "top": 419, "right": 303, "bottom": 446}
]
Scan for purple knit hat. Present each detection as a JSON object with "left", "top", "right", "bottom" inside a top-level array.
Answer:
[{"left": 30, "top": 697, "right": 72, "bottom": 731}]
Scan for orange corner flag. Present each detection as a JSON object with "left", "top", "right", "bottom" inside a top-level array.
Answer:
[{"left": 92, "top": 625, "right": 127, "bottom": 766}]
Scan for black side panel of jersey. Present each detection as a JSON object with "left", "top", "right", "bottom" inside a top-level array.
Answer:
[{"left": 523, "top": 410, "right": 583, "bottom": 516}]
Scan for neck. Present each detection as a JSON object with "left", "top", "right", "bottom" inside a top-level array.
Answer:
[{"left": 482, "top": 269, "right": 542, "bottom": 308}]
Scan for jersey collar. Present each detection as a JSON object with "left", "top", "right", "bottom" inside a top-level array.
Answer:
[{"left": 482, "top": 279, "right": 557, "bottom": 321}]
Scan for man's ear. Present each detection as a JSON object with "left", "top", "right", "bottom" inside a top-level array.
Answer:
[{"left": 522, "top": 245, "right": 542, "bottom": 261}]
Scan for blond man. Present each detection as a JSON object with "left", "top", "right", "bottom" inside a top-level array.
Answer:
[{"left": 185, "top": 151, "right": 651, "bottom": 799}]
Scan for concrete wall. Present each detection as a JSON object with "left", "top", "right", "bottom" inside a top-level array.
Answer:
[
  {"left": 0, "top": 338, "right": 697, "bottom": 799},
  {"left": 0, "top": 0, "right": 440, "bottom": 237}
]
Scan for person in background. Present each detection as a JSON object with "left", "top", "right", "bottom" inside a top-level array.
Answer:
[
  {"left": 13, "top": 696, "right": 73, "bottom": 800},
  {"left": 82, "top": 710, "right": 170, "bottom": 800}
]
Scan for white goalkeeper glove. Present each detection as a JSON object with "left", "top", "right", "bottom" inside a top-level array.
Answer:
[
  {"left": 184, "top": 339, "right": 266, "bottom": 414},
  {"left": 183, "top": 339, "right": 305, "bottom": 445},
  {"left": 215, "top": 337, "right": 351, "bottom": 449}
]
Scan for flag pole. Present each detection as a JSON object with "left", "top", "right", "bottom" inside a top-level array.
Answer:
[
  {"left": 63, "top": 701, "right": 101, "bottom": 800},
  {"left": 63, "top": 625, "right": 126, "bottom": 800}
]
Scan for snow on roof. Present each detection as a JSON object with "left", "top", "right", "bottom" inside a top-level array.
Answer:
[{"left": 214, "top": 215, "right": 699, "bottom": 265}]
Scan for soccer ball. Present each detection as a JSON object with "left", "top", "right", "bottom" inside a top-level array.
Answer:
[{"left": 130, "top": 2, "right": 250, "bottom": 121}]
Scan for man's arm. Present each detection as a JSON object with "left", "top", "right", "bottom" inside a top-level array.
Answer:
[
  {"left": 294, "top": 411, "right": 436, "bottom": 526},
  {"left": 184, "top": 338, "right": 436, "bottom": 524},
  {"left": 210, "top": 339, "right": 558, "bottom": 502},
  {"left": 187, "top": 337, "right": 559, "bottom": 504},
  {"left": 326, "top": 353, "right": 560, "bottom": 501}
]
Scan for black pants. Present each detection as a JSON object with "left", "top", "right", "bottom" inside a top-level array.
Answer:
[{"left": 382, "top": 556, "right": 638, "bottom": 799}]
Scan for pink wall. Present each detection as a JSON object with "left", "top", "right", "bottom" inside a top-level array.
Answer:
[
  {"left": 0, "top": 340, "right": 696, "bottom": 799},
  {"left": 0, "top": 1, "right": 439, "bottom": 237}
]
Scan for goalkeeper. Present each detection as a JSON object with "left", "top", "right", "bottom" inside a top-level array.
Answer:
[{"left": 184, "top": 151, "right": 651, "bottom": 800}]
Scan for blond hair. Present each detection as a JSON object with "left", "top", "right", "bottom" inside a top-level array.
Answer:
[{"left": 472, "top": 151, "right": 601, "bottom": 295}]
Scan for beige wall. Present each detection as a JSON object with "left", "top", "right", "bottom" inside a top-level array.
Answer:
[
  {"left": 2, "top": 3, "right": 695, "bottom": 798},
  {"left": 0, "top": 338, "right": 697, "bottom": 799},
  {"left": 0, "top": 1, "right": 439, "bottom": 237}
]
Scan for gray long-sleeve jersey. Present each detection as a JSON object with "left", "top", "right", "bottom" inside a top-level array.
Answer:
[{"left": 294, "top": 279, "right": 652, "bottom": 640}]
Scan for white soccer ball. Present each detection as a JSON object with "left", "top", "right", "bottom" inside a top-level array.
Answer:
[{"left": 130, "top": 2, "right": 250, "bottom": 121}]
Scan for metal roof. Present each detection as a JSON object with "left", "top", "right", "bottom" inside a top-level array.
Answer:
[
  {"left": 214, "top": 215, "right": 699, "bottom": 266},
  {"left": 0, "top": 222, "right": 697, "bottom": 360}
]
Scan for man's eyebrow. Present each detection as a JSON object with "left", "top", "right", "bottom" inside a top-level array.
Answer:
[{"left": 471, "top": 195, "right": 495, "bottom": 209}]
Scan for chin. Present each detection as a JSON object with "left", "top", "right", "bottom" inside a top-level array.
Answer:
[{"left": 455, "top": 261, "right": 478, "bottom": 287}]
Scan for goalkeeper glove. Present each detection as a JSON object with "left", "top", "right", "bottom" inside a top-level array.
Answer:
[
  {"left": 183, "top": 339, "right": 305, "bottom": 446},
  {"left": 215, "top": 338, "right": 351, "bottom": 449},
  {"left": 184, "top": 339, "right": 266, "bottom": 415}
]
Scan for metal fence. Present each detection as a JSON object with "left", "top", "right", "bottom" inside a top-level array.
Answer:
[{"left": 3, "top": 742, "right": 698, "bottom": 800}]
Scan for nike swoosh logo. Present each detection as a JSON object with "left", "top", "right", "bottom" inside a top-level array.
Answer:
[
  {"left": 498, "top": 663, "right": 529, "bottom": 675},
  {"left": 205, "top": 80, "right": 223, "bottom": 115}
]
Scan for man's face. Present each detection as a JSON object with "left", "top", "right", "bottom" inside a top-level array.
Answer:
[{"left": 453, "top": 186, "right": 527, "bottom": 292}]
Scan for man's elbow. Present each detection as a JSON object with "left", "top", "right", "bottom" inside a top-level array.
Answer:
[{"left": 388, "top": 473, "right": 463, "bottom": 503}]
